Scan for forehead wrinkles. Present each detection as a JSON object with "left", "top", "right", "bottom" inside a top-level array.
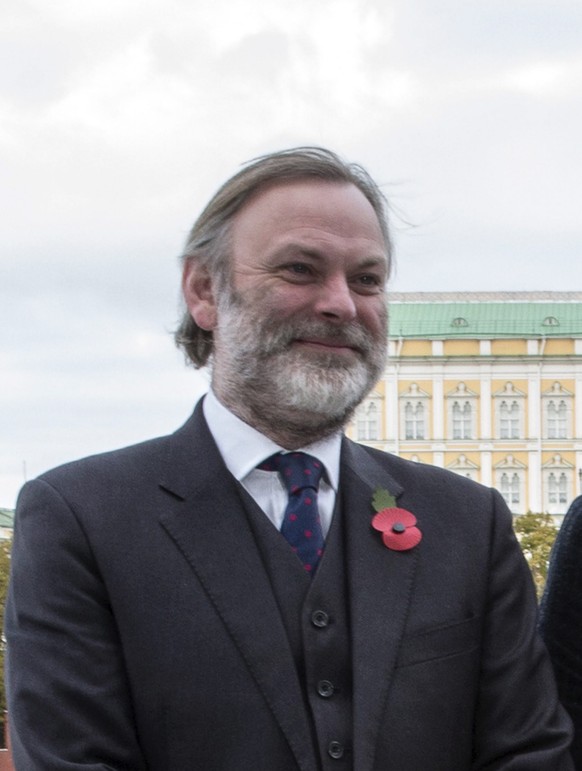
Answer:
[
  {"left": 230, "top": 227, "right": 388, "bottom": 282},
  {"left": 265, "top": 238, "right": 388, "bottom": 267}
]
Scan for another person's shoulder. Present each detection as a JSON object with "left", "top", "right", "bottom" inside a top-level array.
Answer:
[
  {"left": 541, "top": 495, "right": 582, "bottom": 602},
  {"left": 556, "top": 495, "right": 582, "bottom": 540}
]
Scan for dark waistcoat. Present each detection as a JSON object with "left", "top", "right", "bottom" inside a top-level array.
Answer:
[{"left": 239, "top": 486, "right": 353, "bottom": 770}]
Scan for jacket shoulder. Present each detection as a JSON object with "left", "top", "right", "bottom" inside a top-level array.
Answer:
[
  {"left": 25, "top": 407, "right": 204, "bottom": 507},
  {"left": 36, "top": 432, "right": 174, "bottom": 489}
]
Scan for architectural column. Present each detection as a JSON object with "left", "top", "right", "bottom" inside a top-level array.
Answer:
[
  {"left": 433, "top": 451, "right": 445, "bottom": 469},
  {"left": 576, "top": 373, "right": 582, "bottom": 496},
  {"left": 383, "top": 371, "right": 399, "bottom": 447},
  {"left": 480, "top": 378, "right": 491, "bottom": 441},
  {"left": 528, "top": 370, "right": 543, "bottom": 511},
  {"left": 528, "top": 374, "right": 541, "bottom": 440},
  {"left": 481, "top": 451, "right": 492, "bottom": 487},
  {"left": 432, "top": 375, "right": 444, "bottom": 442},
  {"left": 575, "top": 375, "right": 582, "bottom": 440},
  {"left": 528, "top": 452, "right": 542, "bottom": 512}
]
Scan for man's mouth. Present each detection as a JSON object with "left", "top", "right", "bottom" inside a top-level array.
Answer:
[{"left": 292, "top": 338, "right": 360, "bottom": 356}]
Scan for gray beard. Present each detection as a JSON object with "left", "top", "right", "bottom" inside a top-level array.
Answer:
[{"left": 211, "top": 291, "right": 387, "bottom": 443}]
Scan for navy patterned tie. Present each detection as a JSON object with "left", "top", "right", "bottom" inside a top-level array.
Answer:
[{"left": 259, "top": 452, "right": 325, "bottom": 575}]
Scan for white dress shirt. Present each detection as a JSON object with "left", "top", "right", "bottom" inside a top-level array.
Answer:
[{"left": 203, "top": 390, "right": 341, "bottom": 538}]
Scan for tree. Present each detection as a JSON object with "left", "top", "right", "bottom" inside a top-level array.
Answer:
[
  {"left": 0, "top": 538, "right": 11, "bottom": 746},
  {"left": 513, "top": 511, "right": 558, "bottom": 599}
]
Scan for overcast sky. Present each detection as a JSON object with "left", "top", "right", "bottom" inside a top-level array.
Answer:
[{"left": 1, "top": 0, "right": 581, "bottom": 507}]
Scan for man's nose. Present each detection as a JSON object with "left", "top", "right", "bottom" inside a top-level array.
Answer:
[{"left": 313, "top": 275, "right": 357, "bottom": 323}]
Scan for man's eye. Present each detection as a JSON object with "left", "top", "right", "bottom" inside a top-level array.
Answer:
[
  {"left": 357, "top": 274, "right": 382, "bottom": 287},
  {"left": 284, "top": 263, "right": 312, "bottom": 276}
]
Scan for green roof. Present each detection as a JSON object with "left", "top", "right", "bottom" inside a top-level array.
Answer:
[{"left": 388, "top": 294, "right": 582, "bottom": 339}]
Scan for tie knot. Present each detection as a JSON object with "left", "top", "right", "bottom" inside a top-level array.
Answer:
[{"left": 259, "top": 452, "right": 324, "bottom": 495}]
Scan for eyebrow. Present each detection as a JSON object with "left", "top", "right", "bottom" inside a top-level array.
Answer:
[{"left": 268, "top": 243, "right": 388, "bottom": 270}]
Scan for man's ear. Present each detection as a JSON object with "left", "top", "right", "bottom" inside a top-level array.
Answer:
[{"left": 182, "top": 260, "right": 218, "bottom": 331}]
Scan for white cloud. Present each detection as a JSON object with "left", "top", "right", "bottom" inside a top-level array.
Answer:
[{"left": 504, "top": 57, "right": 582, "bottom": 97}]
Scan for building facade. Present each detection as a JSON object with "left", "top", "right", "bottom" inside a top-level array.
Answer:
[
  {"left": 0, "top": 509, "right": 13, "bottom": 541},
  {"left": 348, "top": 292, "right": 582, "bottom": 521}
]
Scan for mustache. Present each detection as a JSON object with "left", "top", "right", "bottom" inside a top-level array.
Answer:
[{"left": 256, "top": 317, "right": 378, "bottom": 356}]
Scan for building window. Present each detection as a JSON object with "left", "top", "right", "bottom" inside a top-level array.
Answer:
[
  {"left": 495, "top": 455, "right": 526, "bottom": 514},
  {"left": 452, "top": 401, "right": 472, "bottom": 439},
  {"left": 404, "top": 401, "right": 425, "bottom": 439},
  {"left": 547, "top": 400, "right": 568, "bottom": 439},
  {"left": 447, "top": 383, "right": 477, "bottom": 441},
  {"left": 356, "top": 399, "right": 381, "bottom": 441},
  {"left": 499, "top": 400, "right": 520, "bottom": 439},
  {"left": 543, "top": 382, "right": 573, "bottom": 440},
  {"left": 494, "top": 382, "right": 525, "bottom": 440},
  {"left": 399, "top": 383, "right": 429, "bottom": 442},
  {"left": 547, "top": 472, "right": 568, "bottom": 505},
  {"left": 500, "top": 472, "right": 520, "bottom": 507},
  {"left": 367, "top": 403, "right": 379, "bottom": 440},
  {"left": 543, "top": 454, "right": 574, "bottom": 514},
  {"left": 447, "top": 453, "right": 479, "bottom": 482}
]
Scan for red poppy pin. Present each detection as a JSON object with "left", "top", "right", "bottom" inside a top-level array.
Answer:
[{"left": 371, "top": 488, "right": 422, "bottom": 551}]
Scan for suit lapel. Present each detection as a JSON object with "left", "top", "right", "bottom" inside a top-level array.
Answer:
[
  {"left": 157, "top": 404, "right": 319, "bottom": 771},
  {"left": 341, "top": 439, "right": 419, "bottom": 771}
]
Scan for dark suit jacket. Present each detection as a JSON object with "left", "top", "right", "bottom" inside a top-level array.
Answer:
[
  {"left": 540, "top": 495, "right": 582, "bottom": 768},
  {"left": 5, "top": 403, "right": 573, "bottom": 770}
]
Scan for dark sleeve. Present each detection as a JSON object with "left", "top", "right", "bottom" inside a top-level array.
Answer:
[
  {"left": 540, "top": 496, "right": 582, "bottom": 769},
  {"left": 4, "top": 479, "right": 148, "bottom": 770},
  {"left": 473, "top": 489, "right": 574, "bottom": 769}
]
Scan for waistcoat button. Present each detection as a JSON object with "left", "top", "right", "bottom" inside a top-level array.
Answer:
[
  {"left": 327, "top": 741, "right": 344, "bottom": 759},
  {"left": 317, "top": 679, "right": 335, "bottom": 698},
  {"left": 311, "top": 609, "right": 330, "bottom": 628}
]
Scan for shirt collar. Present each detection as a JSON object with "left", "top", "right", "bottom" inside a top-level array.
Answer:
[{"left": 202, "top": 389, "right": 341, "bottom": 492}]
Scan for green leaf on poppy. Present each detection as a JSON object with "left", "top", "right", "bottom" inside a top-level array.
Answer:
[{"left": 372, "top": 487, "right": 397, "bottom": 512}]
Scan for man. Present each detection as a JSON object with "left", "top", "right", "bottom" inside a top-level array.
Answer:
[
  {"left": 5, "top": 147, "right": 573, "bottom": 769},
  {"left": 540, "top": 495, "right": 582, "bottom": 768}
]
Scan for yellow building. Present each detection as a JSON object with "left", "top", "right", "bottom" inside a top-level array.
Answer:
[{"left": 348, "top": 291, "right": 582, "bottom": 521}]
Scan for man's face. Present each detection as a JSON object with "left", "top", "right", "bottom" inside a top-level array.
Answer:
[{"left": 209, "top": 180, "right": 389, "bottom": 438}]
